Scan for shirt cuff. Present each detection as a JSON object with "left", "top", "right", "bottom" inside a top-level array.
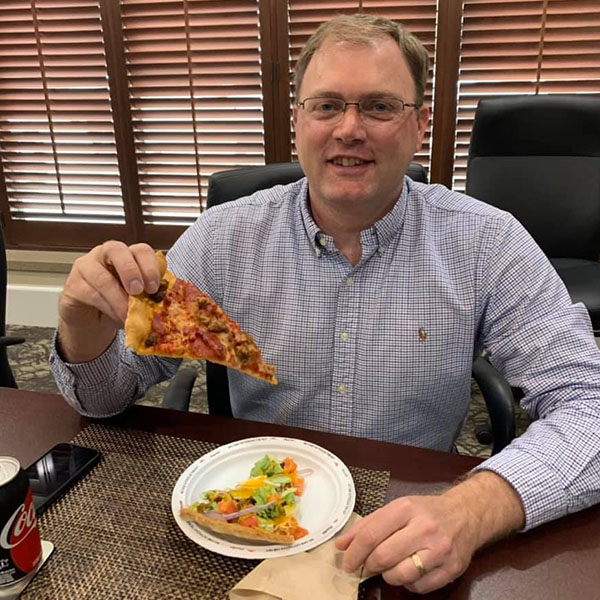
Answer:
[
  {"left": 472, "top": 446, "right": 569, "bottom": 531},
  {"left": 49, "top": 330, "right": 133, "bottom": 415}
]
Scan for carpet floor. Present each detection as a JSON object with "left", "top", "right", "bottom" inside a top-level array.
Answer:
[{"left": 5, "top": 324, "right": 534, "bottom": 459}]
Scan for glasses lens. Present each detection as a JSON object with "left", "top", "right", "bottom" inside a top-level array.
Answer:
[
  {"left": 360, "top": 98, "right": 403, "bottom": 121},
  {"left": 304, "top": 98, "right": 344, "bottom": 119}
]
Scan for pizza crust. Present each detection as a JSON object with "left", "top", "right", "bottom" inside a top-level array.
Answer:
[
  {"left": 180, "top": 507, "right": 295, "bottom": 545},
  {"left": 125, "top": 251, "right": 169, "bottom": 353}
]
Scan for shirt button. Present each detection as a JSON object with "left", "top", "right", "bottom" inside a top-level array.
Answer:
[
  {"left": 315, "top": 248, "right": 322, "bottom": 257},
  {"left": 319, "top": 237, "right": 328, "bottom": 247},
  {"left": 346, "top": 277, "right": 354, "bottom": 286},
  {"left": 337, "top": 384, "right": 347, "bottom": 394},
  {"left": 378, "top": 246, "right": 386, "bottom": 254},
  {"left": 340, "top": 332, "right": 349, "bottom": 341}
]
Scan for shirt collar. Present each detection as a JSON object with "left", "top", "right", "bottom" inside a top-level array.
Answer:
[{"left": 297, "top": 176, "right": 411, "bottom": 255}]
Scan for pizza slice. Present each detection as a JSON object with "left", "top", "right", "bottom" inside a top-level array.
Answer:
[
  {"left": 124, "top": 251, "right": 277, "bottom": 384},
  {"left": 180, "top": 455, "right": 308, "bottom": 545}
]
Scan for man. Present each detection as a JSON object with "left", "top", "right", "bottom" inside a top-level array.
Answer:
[{"left": 51, "top": 14, "right": 600, "bottom": 594}]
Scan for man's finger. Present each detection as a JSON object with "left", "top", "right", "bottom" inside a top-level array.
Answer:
[
  {"left": 76, "top": 259, "right": 130, "bottom": 323},
  {"left": 335, "top": 522, "right": 361, "bottom": 550},
  {"left": 358, "top": 520, "right": 434, "bottom": 576},
  {"left": 379, "top": 548, "right": 440, "bottom": 587},
  {"left": 100, "top": 240, "right": 148, "bottom": 296},
  {"left": 62, "top": 274, "right": 124, "bottom": 327},
  {"left": 401, "top": 563, "right": 463, "bottom": 595},
  {"left": 340, "top": 500, "right": 414, "bottom": 572},
  {"left": 130, "top": 243, "right": 162, "bottom": 293}
]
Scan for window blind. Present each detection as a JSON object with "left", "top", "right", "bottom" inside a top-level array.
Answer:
[
  {"left": 0, "top": 0, "right": 124, "bottom": 225},
  {"left": 1, "top": 0, "right": 596, "bottom": 251},
  {"left": 287, "top": 0, "right": 438, "bottom": 172},
  {"left": 121, "top": 0, "right": 264, "bottom": 225},
  {"left": 453, "top": 0, "right": 600, "bottom": 190}
]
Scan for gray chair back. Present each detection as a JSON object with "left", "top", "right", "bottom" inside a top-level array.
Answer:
[{"left": 466, "top": 94, "right": 600, "bottom": 330}]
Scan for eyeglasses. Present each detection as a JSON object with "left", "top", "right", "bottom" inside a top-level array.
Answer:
[{"left": 297, "top": 96, "right": 420, "bottom": 123}]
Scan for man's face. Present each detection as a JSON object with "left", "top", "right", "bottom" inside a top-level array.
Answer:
[{"left": 293, "top": 38, "right": 429, "bottom": 216}]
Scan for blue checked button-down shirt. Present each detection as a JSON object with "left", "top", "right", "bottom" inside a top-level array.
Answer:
[{"left": 50, "top": 177, "right": 600, "bottom": 531}]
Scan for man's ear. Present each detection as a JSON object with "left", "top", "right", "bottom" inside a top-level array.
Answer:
[
  {"left": 292, "top": 104, "right": 298, "bottom": 129},
  {"left": 415, "top": 105, "right": 430, "bottom": 151}
]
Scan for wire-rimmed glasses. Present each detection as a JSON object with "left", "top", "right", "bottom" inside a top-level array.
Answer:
[{"left": 297, "top": 96, "right": 420, "bottom": 123}]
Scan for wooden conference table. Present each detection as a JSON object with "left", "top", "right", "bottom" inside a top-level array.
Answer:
[{"left": 1, "top": 387, "right": 599, "bottom": 600}]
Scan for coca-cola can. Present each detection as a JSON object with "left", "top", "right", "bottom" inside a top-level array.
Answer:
[{"left": 0, "top": 457, "right": 43, "bottom": 586}]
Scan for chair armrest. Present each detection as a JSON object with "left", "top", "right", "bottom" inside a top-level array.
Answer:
[
  {"left": 162, "top": 368, "right": 197, "bottom": 411},
  {"left": 0, "top": 336, "right": 25, "bottom": 348},
  {"left": 472, "top": 355, "right": 516, "bottom": 455}
]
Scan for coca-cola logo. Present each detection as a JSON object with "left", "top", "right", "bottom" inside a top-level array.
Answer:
[
  {"left": 0, "top": 488, "right": 42, "bottom": 576},
  {"left": 0, "top": 500, "right": 37, "bottom": 550}
]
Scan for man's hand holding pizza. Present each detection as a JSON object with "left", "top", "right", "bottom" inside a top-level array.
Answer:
[
  {"left": 58, "top": 241, "right": 161, "bottom": 363},
  {"left": 336, "top": 470, "right": 525, "bottom": 594}
]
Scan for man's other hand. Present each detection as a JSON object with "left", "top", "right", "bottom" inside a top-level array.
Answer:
[{"left": 335, "top": 470, "right": 525, "bottom": 593}]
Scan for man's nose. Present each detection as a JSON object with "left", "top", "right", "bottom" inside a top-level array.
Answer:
[{"left": 333, "top": 105, "right": 367, "bottom": 142}]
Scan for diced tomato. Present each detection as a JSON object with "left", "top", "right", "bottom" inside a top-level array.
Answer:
[
  {"left": 282, "top": 457, "right": 297, "bottom": 473},
  {"left": 238, "top": 514, "right": 259, "bottom": 528},
  {"left": 295, "top": 477, "right": 305, "bottom": 496},
  {"left": 293, "top": 526, "right": 309, "bottom": 540},
  {"left": 217, "top": 500, "right": 236, "bottom": 515}
]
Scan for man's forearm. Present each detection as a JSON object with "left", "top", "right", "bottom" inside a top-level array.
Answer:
[{"left": 444, "top": 470, "right": 525, "bottom": 551}]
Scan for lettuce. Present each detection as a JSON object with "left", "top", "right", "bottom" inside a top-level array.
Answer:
[{"left": 251, "top": 455, "right": 282, "bottom": 477}]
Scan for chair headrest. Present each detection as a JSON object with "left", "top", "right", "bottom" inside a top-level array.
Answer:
[
  {"left": 466, "top": 94, "right": 600, "bottom": 260},
  {"left": 468, "top": 94, "right": 600, "bottom": 158},
  {"left": 206, "top": 162, "right": 428, "bottom": 208}
]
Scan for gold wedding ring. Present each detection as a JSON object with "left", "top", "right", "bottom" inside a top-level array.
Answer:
[{"left": 411, "top": 552, "right": 427, "bottom": 578}]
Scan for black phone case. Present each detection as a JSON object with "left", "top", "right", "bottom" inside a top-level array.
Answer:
[{"left": 26, "top": 443, "right": 101, "bottom": 515}]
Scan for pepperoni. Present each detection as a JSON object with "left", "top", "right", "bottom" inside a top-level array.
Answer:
[
  {"left": 178, "top": 280, "right": 204, "bottom": 303},
  {"left": 151, "top": 312, "right": 167, "bottom": 334},
  {"left": 190, "top": 330, "right": 225, "bottom": 360}
]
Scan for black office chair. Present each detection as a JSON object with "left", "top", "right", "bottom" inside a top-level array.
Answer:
[
  {"left": 164, "top": 162, "right": 515, "bottom": 454},
  {"left": 466, "top": 94, "right": 600, "bottom": 333},
  {"left": 0, "top": 223, "right": 25, "bottom": 388}
]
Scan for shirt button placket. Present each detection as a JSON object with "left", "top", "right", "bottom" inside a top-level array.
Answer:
[{"left": 331, "top": 271, "right": 358, "bottom": 435}]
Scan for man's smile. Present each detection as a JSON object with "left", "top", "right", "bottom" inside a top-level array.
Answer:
[{"left": 327, "top": 156, "right": 375, "bottom": 172}]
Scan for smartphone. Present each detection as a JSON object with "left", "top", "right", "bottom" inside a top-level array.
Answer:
[{"left": 25, "top": 443, "right": 101, "bottom": 514}]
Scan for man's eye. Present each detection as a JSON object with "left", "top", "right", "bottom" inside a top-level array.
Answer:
[
  {"left": 365, "top": 100, "right": 393, "bottom": 113},
  {"left": 316, "top": 101, "right": 338, "bottom": 113}
]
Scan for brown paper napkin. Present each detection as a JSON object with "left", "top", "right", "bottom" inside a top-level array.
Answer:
[{"left": 229, "top": 513, "right": 372, "bottom": 600}]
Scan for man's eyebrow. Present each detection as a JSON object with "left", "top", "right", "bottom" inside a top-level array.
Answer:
[
  {"left": 361, "top": 92, "right": 404, "bottom": 99},
  {"left": 302, "top": 91, "right": 403, "bottom": 99},
  {"left": 303, "top": 91, "right": 344, "bottom": 99}
]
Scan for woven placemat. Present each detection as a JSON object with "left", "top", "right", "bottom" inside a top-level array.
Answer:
[{"left": 22, "top": 424, "right": 390, "bottom": 600}]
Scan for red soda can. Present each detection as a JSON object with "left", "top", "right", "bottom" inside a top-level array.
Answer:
[{"left": 0, "top": 457, "right": 43, "bottom": 586}]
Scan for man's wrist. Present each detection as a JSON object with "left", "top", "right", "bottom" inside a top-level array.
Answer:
[
  {"left": 56, "top": 320, "right": 118, "bottom": 364},
  {"left": 443, "top": 470, "right": 525, "bottom": 551}
]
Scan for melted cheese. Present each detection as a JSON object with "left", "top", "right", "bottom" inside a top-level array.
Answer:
[{"left": 230, "top": 476, "right": 268, "bottom": 500}]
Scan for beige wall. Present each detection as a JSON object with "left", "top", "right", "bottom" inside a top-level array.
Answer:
[{"left": 6, "top": 250, "right": 80, "bottom": 327}]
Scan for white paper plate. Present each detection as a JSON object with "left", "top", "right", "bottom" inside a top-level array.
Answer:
[{"left": 171, "top": 436, "right": 356, "bottom": 559}]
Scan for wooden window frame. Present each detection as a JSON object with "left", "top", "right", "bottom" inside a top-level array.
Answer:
[{"left": 1, "top": 1, "right": 594, "bottom": 251}]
